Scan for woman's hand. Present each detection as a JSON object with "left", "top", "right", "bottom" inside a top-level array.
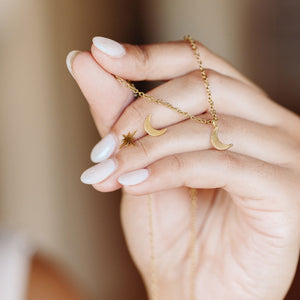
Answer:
[{"left": 68, "top": 37, "right": 300, "bottom": 300}]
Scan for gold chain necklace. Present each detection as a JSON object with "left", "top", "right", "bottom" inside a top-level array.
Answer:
[
  {"left": 115, "top": 35, "right": 233, "bottom": 151},
  {"left": 115, "top": 35, "right": 232, "bottom": 299},
  {"left": 147, "top": 189, "right": 197, "bottom": 300}
]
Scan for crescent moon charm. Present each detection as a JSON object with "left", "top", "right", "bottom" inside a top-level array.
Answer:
[
  {"left": 144, "top": 114, "right": 167, "bottom": 137},
  {"left": 211, "top": 126, "right": 233, "bottom": 151}
]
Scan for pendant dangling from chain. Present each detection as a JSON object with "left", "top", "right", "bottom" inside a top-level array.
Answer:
[{"left": 115, "top": 35, "right": 233, "bottom": 151}]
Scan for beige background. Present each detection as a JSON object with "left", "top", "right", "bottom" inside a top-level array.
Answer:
[{"left": 0, "top": 0, "right": 299, "bottom": 299}]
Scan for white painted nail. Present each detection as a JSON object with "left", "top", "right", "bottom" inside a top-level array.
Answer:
[
  {"left": 92, "top": 37, "right": 126, "bottom": 58},
  {"left": 66, "top": 50, "right": 80, "bottom": 78},
  {"left": 118, "top": 169, "right": 149, "bottom": 186},
  {"left": 80, "top": 159, "right": 117, "bottom": 185},
  {"left": 90, "top": 134, "right": 116, "bottom": 163}
]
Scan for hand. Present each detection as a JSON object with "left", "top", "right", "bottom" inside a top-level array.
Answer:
[{"left": 68, "top": 37, "right": 300, "bottom": 300}]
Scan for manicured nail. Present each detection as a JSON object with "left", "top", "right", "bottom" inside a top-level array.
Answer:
[
  {"left": 92, "top": 37, "right": 125, "bottom": 58},
  {"left": 66, "top": 50, "right": 80, "bottom": 78},
  {"left": 80, "top": 159, "right": 117, "bottom": 184},
  {"left": 90, "top": 134, "right": 116, "bottom": 163},
  {"left": 118, "top": 169, "right": 149, "bottom": 186}
]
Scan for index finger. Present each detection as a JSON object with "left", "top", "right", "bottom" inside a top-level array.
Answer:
[{"left": 90, "top": 36, "right": 259, "bottom": 89}]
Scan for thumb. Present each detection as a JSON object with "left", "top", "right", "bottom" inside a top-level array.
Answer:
[
  {"left": 67, "top": 50, "right": 134, "bottom": 137},
  {"left": 90, "top": 36, "right": 252, "bottom": 85}
]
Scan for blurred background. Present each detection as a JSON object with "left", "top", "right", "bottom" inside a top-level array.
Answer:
[{"left": 0, "top": 0, "right": 299, "bottom": 299}]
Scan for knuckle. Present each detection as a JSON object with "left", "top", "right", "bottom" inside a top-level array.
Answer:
[
  {"left": 205, "top": 69, "right": 223, "bottom": 86},
  {"left": 294, "top": 140, "right": 300, "bottom": 158},
  {"left": 285, "top": 131, "right": 300, "bottom": 153},
  {"left": 194, "top": 40, "right": 214, "bottom": 66},
  {"left": 114, "top": 103, "right": 144, "bottom": 135},
  {"left": 115, "top": 139, "right": 153, "bottom": 168},
  {"left": 181, "top": 71, "right": 205, "bottom": 95},
  {"left": 171, "top": 154, "right": 184, "bottom": 171},
  {"left": 136, "top": 45, "right": 152, "bottom": 79},
  {"left": 220, "top": 151, "right": 242, "bottom": 172},
  {"left": 187, "top": 68, "right": 221, "bottom": 90},
  {"left": 194, "top": 40, "right": 209, "bottom": 54},
  {"left": 135, "top": 139, "right": 151, "bottom": 160},
  {"left": 126, "top": 102, "right": 144, "bottom": 121},
  {"left": 186, "top": 70, "right": 204, "bottom": 88},
  {"left": 189, "top": 69, "right": 204, "bottom": 80},
  {"left": 216, "top": 114, "right": 232, "bottom": 131},
  {"left": 287, "top": 139, "right": 300, "bottom": 168}
]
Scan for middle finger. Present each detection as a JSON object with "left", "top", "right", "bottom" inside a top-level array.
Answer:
[{"left": 91, "top": 69, "right": 291, "bottom": 163}]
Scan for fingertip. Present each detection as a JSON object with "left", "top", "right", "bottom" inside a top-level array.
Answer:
[
  {"left": 92, "top": 181, "right": 122, "bottom": 193},
  {"left": 71, "top": 51, "right": 94, "bottom": 77},
  {"left": 69, "top": 51, "right": 102, "bottom": 87},
  {"left": 92, "top": 36, "right": 126, "bottom": 58},
  {"left": 90, "top": 39, "right": 198, "bottom": 81},
  {"left": 66, "top": 50, "right": 81, "bottom": 78},
  {"left": 118, "top": 169, "right": 150, "bottom": 186}
]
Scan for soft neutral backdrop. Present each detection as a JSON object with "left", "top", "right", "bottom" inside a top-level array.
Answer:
[{"left": 0, "top": 0, "right": 299, "bottom": 299}]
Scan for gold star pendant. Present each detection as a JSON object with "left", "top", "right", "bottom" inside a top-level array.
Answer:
[{"left": 120, "top": 130, "right": 137, "bottom": 149}]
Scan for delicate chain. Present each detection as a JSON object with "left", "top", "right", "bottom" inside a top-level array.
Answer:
[
  {"left": 125, "top": 36, "right": 205, "bottom": 300},
  {"left": 184, "top": 35, "right": 218, "bottom": 124},
  {"left": 147, "top": 190, "right": 198, "bottom": 300},
  {"left": 189, "top": 188, "right": 198, "bottom": 300},
  {"left": 148, "top": 194, "right": 158, "bottom": 300},
  {"left": 114, "top": 75, "right": 216, "bottom": 126},
  {"left": 114, "top": 35, "right": 218, "bottom": 127}
]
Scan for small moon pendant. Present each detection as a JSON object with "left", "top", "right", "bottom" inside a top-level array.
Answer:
[
  {"left": 211, "top": 126, "right": 233, "bottom": 151},
  {"left": 144, "top": 114, "right": 167, "bottom": 136}
]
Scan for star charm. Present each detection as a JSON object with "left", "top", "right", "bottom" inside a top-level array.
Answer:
[{"left": 120, "top": 130, "right": 137, "bottom": 148}]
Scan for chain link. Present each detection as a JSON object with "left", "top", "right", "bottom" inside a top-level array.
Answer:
[{"left": 114, "top": 35, "right": 218, "bottom": 127}]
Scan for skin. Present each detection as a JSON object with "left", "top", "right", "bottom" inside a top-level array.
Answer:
[{"left": 70, "top": 39, "right": 300, "bottom": 300}]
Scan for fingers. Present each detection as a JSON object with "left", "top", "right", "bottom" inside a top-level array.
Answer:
[
  {"left": 121, "top": 150, "right": 296, "bottom": 211},
  {"left": 85, "top": 113, "right": 299, "bottom": 192},
  {"left": 90, "top": 36, "right": 258, "bottom": 89},
  {"left": 115, "top": 114, "right": 299, "bottom": 169},
  {"left": 90, "top": 69, "right": 291, "bottom": 159},
  {"left": 67, "top": 51, "right": 134, "bottom": 136}
]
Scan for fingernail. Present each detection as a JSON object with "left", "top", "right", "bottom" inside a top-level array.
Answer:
[
  {"left": 118, "top": 169, "right": 149, "bottom": 186},
  {"left": 80, "top": 159, "right": 117, "bottom": 184},
  {"left": 92, "top": 37, "right": 126, "bottom": 58},
  {"left": 90, "top": 134, "right": 116, "bottom": 163},
  {"left": 66, "top": 50, "right": 80, "bottom": 78}
]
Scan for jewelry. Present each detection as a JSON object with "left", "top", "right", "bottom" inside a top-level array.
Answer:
[
  {"left": 211, "top": 126, "right": 233, "bottom": 151},
  {"left": 147, "top": 189, "right": 198, "bottom": 300},
  {"left": 189, "top": 188, "right": 197, "bottom": 300},
  {"left": 116, "top": 35, "right": 231, "bottom": 299},
  {"left": 144, "top": 114, "right": 167, "bottom": 137},
  {"left": 120, "top": 131, "right": 137, "bottom": 148},
  {"left": 115, "top": 35, "right": 233, "bottom": 151},
  {"left": 147, "top": 194, "right": 158, "bottom": 300}
]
